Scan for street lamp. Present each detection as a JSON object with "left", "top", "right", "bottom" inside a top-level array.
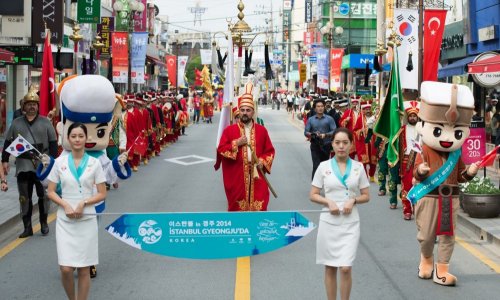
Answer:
[{"left": 113, "top": 0, "right": 145, "bottom": 93}]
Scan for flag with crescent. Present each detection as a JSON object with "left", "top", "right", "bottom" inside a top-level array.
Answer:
[
  {"left": 165, "top": 55, "right": 177, "bottom": 87},
  {"left": 393, "top": 8, "right": 419, "bottom": 90},
  {"left": 423, "top": 9, "right": 447, "bottom": 81},
  {"left": 39, "top": 29, "right": 55, "bottom": 117}
]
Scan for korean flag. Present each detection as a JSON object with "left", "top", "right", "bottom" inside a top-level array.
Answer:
[{"left": 6, "top": 135, "right": 34, "bottom": 157}]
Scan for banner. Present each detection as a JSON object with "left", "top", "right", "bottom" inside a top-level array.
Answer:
[
  {"left": 32, "top": 0, "right": 64, "bottom": 44},
  {"left": 305, "top": 0, "right": 313, "bottom": 23},
  {"left": 134, "top": 0, "right": 148, "bottom": 32},
  {"left": 113, "top": 0, "right": 129, "bottom": 31},
  {"left": 423, "top": 9, "right": 447, "bottom": 82},
  {"left": 99, "top": 17, "right": 114, "bottom": 57},
  {"left": 111, "top": 32, "right": 129, "bottom": 83},
  {"left": 177, "top": 56, "right": 188, "bottom": 88},
  {"left": 299, "top": 63, "right": 307, "bottom": 83},
  {"left": 394, "top": 9, "right": 419, "bottom": 90},
  {"left": 106, "top": 211, "right": 316, "bottom": 259},
  {"left": 165, "top": 55, "right": 177, "bottom": 87},
  {"left": 316, "top": 48, "right": 329, "bottom": 90},
  {"left": 131, "top": 32, "right": 148, "bottom": 84},
  {"left": 77, "top": 0, "right": 101, "bottom": 23},
  {"left": 462, "top": 127, "right": 486, "bottom": 165},
  {"left": 216, "top": 31, "right": 235, "bottom": 148},
  {"left": 200, "top": 49, "right": 212, "bottom": 65},
  {"left": 330, "top": 48, "right": 344, "bottom": 91}
]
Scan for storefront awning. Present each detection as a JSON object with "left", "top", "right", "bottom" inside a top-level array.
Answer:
[
  {"left": 147, "top": 55, "right": 166, "bottom": 68},
  {"left": 438, "top": 56, "right": 476, "bottom": 78},
  {"left": 0, "top": 48, "right": 15, "bottom": 64},
  {"left": 468, "top": 55, "right": 500, "bottom": 74}
]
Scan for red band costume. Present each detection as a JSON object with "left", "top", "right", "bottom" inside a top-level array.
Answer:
[{"left": 353, "top": 102, "right": 377, "bottom": 177}]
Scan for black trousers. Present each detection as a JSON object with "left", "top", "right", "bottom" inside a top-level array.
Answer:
[
  {"left": 17, "top": 171, "right": 49, "bottom": 227},
  {"left": 310, "top": 143, "right": 332, "bottom": 179}
]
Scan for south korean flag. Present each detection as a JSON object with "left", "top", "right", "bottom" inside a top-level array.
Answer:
[
  {"left": 394, "top": 8, "right": 419, "bottom": 90},
  {"left": 6, "top": 135, "right": 35, "bottom": 157}
]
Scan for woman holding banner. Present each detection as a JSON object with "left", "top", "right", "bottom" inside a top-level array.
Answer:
[
  {"left": 47, "top": 122, "right": 107, "bottom": 300},
  {"left": 310, "top": 128, "right": 370, "bottom": 300}
]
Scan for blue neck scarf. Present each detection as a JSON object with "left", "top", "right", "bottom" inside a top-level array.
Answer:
[
  {"left": 330, "top": 157, "right": 352, "bottom": 189},
  {"left": 68, "top": 152, "right": 89, "bottom": 184}
]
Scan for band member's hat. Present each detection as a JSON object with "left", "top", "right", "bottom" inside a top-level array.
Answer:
[
  {"left": 404, "top": 100, "right": 420, "bottom": 116},
  {"left": 239, "top": 82, "right": 254, "bottom": 110},
  {"left": 419, "top": 81, "right": 474, "bottom": 127},
  {"left": 58, "top": 75, "right": 115, "bottom": 123}
]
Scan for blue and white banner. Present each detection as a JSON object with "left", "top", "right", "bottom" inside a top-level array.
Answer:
[
  {"left": 131, "top": 32, "right": 148, "bottom": 84},
  {"left": 316, "top": 48, "right": 330, "bottom": 90},
  {"left": 106, "top": 211, "right": 316, "bottom": 260}
]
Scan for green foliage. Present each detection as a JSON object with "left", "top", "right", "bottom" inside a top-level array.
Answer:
[
  {"left": 185, "top": 56, "right": 202, "bottom": 86},
  {"left": 460, "top": 177, "right": 500, "bottom": 195}
]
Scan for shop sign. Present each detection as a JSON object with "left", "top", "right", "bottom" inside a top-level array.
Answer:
[
  {"left": 333, "top": 1, "right": 377, "bottom": 19},
  {"left": 472, "top": 52, "right": 500, "bottom": 88},
  {"left": 77, "top": 0, "right": 101, "bottom": 23},
  {"left": 441, "top": 21, "right": 466, "bottom": 60},
  {"left": 478, "top": 25, "right": 498, "bottom": 42}
]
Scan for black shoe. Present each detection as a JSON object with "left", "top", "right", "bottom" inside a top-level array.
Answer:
[
  {"left": 19, "top": 228, "right": 33, "bottom": 238},
  {"left": 41, "top": 223, "right": 49, "bottom": 235},
  {"left": 90, "top": 265, "right": 97, "bottom": 278}
]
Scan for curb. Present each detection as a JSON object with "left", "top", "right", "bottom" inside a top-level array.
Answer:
[{"left": 457, "top": 212, "right": 500, "bottom": 249}]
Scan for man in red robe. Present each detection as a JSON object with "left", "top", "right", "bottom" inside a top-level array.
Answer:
[
  {"left": 216, "top": 86, "right": 275, "bottom": 211},
  {"left": 353, "top": 102, "right": 377, "bottom": 180},
  {"left": 339, "top": 98, "right": 359, "bottom": 158},
  {"left": 123, "top": 94, "right": 141, "bottom": 172}
]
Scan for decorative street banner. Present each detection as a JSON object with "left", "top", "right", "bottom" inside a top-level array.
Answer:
[
  {"left": 166, "top": 55, "right": 177, "bottom": 87},
  {"left": 330, "top": 48, "right": 344, "bottom": 91},
  {"left": 130, "top": 32, "right": 148, "bottom": 84},
  {"left": 423, "top": 9, "right": 447, "bottom": 82},
  {"left": 111, "top": 32, "right": 129, "bottom": 83},
  {"left": 177, "top": 56, "right": 189, "bottom": 88},
  {"left": 394, "top": 8, "right": 419, "bottom": 90},
  {"left": 98, "top": 17, "right": 114, "bottom": 57},
  {"left": 32, "top": 0, "right": 64, "bottom": 44},
  {"left": 305, "top": 0, "right": 313, "bottom": 23},
  {"left": 77, "top": 0, "right": 101, "bottom": 23},
  {"left": 200, "top": 49, "right": 212, "bottom": 65},
  {"left": 113, "top": 0, "right": 129, "bottom": 31},
  {"left": 134, "top": 0, "right": 148, "bottom": 32},
  {"left": 462, "top": 126, "right": 486, "bottom": 165},
  {"left": 316, "top": 48, "right": 329, "bottom": 90},
  {"left": 106, "top": 211, "right": 316, "bottom": 259}
]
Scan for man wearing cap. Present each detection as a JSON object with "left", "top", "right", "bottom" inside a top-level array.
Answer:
[
  {"left": 353, "top": 102, "right": 377, "bottom": 180},
  {"left": 412, "top": 82, "right": 479, "bottom": 286},
  {"left": 339, "top": 98, "right": 359, "bottom": 158},
  {"left": 217, "top": 82, "right": 275, "bottom": 211},
  {"left": 123, "top": 94, "right": 142, "bottom": 172},
  {"left": 325, "top": 98, "right": 341, "bottom": 128},
  {"left": 136, "top": 94, "right": 153, "bottom": 164},
  {"left": 2, "top": 86, "right": 58, "bottom": 238}
]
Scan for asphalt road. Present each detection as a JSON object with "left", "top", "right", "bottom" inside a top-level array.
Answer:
[{"left": 0, "top": 107, "right": 498, "bottom": 299}]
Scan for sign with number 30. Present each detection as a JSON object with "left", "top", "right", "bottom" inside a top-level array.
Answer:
[{"left": 462, "top": 127, "right": 486, "bottom": 164}]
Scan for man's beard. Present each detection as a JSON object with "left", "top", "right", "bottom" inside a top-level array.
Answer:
[{"left": 240, "top": 115, "right": 252, "bottom": 124}]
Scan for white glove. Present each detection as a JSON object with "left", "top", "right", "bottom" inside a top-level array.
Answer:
[
  {"left": 41, "top": 154, "right": 51, "bottom": 167},
  {"left": 117, "top": 152, "right": 128, "bottom": 166}
]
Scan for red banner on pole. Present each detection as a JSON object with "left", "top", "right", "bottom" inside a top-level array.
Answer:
[
  {"left": 39, "top": 31, "right": 55, "bottom": 117},
  {"left": 112, "top": 32, "right": 129, "bottom": 83},
  {"left": 423, "top": 9, "right": 447, "bottom": 81},
  {"left": 166, "top": 55, "right": 177, "bottom": 87},
  {"left": 330, "top": 48, "right": 344, "bottom": 92}
]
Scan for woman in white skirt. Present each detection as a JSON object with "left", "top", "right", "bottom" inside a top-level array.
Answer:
[
  {"left": 310, "top": 128, "right": 370, "bottom": 300},
  {"left": 47, "top": 123, "right": 107, "bottom": 300}
]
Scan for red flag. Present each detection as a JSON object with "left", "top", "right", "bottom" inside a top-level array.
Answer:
[
  {"left": 39, "top": 30, "right": 55, "bottom": 117},
  {"left": 166, "top": 55, "right": 177, "bottom": 87},
  {"left": 195, "top": 68, "right": 202, "bottom": 86},
  {"left": 478, "top": 146, "right": 500, "bottom": 168},
  {"left": 423, "top": 9, "right": 447, "bottom": 81},
  {"left": 134, "top": 135, "right": 148, "bottom": 157}
]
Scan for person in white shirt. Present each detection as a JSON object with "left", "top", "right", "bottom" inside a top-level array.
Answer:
[{"left": 310, "top": 127, "right": 370, "bottom": 300}]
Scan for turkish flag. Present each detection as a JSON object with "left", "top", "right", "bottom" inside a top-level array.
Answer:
[
  {"left": 478, "top": 146, "right": 500, "bottom": 168},
  {"left": 134, "top": 135, "right": 148, "bottom": 157},
  {"left": 39, "top": 31, "right": 55, "bottom": 117},
  {"left": 423, "top": 9, "right": 447, "bottom": 81},
  {"left": 166, "top": 55, "right": 177, "bottom": 87}
]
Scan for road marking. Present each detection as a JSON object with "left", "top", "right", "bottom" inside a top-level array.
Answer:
[
  {"left": 456, "top": 236, "right": 500, "bottom": 273},
  {"left": 0, "top": 212, "right": 57, "bottom": 260},
  {"left": 234, "top": 256, "right": 251, "bottom": 300},
  {"left": 164, "top": 155, "right": 215, "bottom": 166}
]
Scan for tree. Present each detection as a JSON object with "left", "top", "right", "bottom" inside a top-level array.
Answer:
[{"left": 185, "top": 55, "right": 202, "bottom": 86}]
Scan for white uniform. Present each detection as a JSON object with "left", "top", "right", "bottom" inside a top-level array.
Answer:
[
  {"left": 47, "top": 155, "right": 106, "bottom": 267},
  {"left": 312, "top": 159, "right": 370, "bottom": 267}
]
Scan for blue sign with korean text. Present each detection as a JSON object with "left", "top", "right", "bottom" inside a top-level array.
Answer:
[
  {"left": 131, "top": 32, "right": 148, "bottom": 84},
  {"left": 106, "top": 211, "right": 316, "bottom": 260},
  {"left": 347, "top": 54, "right": 375, "bottom": 69}
]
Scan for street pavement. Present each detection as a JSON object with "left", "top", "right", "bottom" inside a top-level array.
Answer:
[{"left": 0, "top": 108, "right": 499, "bottom": 299}]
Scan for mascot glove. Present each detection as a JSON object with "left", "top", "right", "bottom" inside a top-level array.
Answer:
[
  {"left": 41, "top": 154, "right": 51, "bottom": 167},
  {"left": 118, "top": 152, "right": 128, "bottom": 166}
]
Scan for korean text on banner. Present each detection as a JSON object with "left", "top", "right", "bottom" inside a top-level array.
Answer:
[
  {"left": 166, "top": 55, "right": 177, "bottom": 87},
  {"left": 131, "top": 32, "right": 148, "bottom": 84},
  {"left": 423, "top": 9, "right": 447, "bottom": 81},
  {"left": 112, "top": 32, "right": 129, "bottom": 83},
  {"left": 394, "top": 8, "right": 419, "bottom": 90},
  {"left": 134, "top": 0, "right": 148, "bottom": 32},
  {"left": 316, "top": 48, "right": 329, "bottom": 90},
  {"left": 32, "top": 0, "right": 64, "bottom": 44},
  {"left": 77, "top": 0, "right": 101, "bottom": 24},
  {"left": 330, "top": 48, "right": 344, "bottom": 92},
  {"left": 99, "top": 17, "right": 114, "bottom": 57}
]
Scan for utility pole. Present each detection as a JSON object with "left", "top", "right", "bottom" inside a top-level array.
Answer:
[{"left": 328, "top": 0, "right": 334, "bottom": 95}]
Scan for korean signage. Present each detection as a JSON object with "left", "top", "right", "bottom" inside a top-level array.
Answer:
[
  {"left": 114, "top": 0, "right": 130, "bottom": 31},
  {"left": 106, "top": 211, "right": 315, "bottom": 259},
  {"left": 134, "top": 0, "right": 148, "bottom": 32},
  {"left": 330, "top": 49, "right": 344, "bottom": 91},
  {"left": 462, "top": 123, "right": 486, "bottom": 165},
  {"left": 334, "top": 1, "right": 377, "bottom": 19},
  {"left": 471, "top": 52, "right": 500, "bottom": 88},
  {"left": 111, "top": 32, "right": 129, "bottom": 83},
  {"left": 341, "top": 54, "right": 374, "bottom": 69},
  {"left": 77, "top": 0, "right": 101, "bottom": 23},
  {"left": 478, "top": 25, "right": 498, "bottom": 42},
  {"left": 98, "top": 17, "right": 114, "bottom": 57},
  {"left": 283, "top": 0, "right": 292, "bottom": 10},
  {"left": 305, "top": 0, "right": 313, "bottom": 23},
  {"left": 32, "top": 0, "right": 64, "bottom": 44},
  {"left": 131, "top": 32, "right": 148, "bottom": 84},
  {"left": 283, "top": 11, "right": 291, "bottom": 42},
  {"left": 316, "top": 48, "right": 329, "bottom": 90},
  {"left": 299, "top": 63, "right": 307, "bottom": 83}
]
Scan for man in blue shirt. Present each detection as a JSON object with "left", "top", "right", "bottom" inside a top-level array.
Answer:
[{"left": 304, "top": 99, "right": 337, "bottom": 179}]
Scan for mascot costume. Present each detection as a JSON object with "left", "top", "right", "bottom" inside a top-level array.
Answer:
[{"left": 409, "top": 81, "right": 479, "bottom": 286}]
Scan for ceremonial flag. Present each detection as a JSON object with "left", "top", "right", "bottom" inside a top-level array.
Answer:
[
  {"left": 166, "top": 55, "right": 177, "bottom": 87},
  {"left": 39, "top": 30, "right": 55, "bottom": 117},
  {"left": 478, "top": 146, "right": 500, "bottom": 168},
  {"left": 373, "top": 47, "right": 405, "bottom": 167},
  {"left": 423, "top": 9, "right": 447, "bottom": 81},
  {"left": 177, "top": 56, "right": 188, "bottom": 88},
  {"left": 394, "top": 8, "right": 419, "bottom": 90},
  {"left": 216, "top": 31, "right": 235, "bottom": 148},
  {"left": 134, "top": 136, "right": 148, "bottom": 157},
  {"left": 6, "top": 135, "right": 35, "bottom": 157}
]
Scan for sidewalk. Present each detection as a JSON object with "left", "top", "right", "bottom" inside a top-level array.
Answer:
[{"left": 288, "top": 112, "right": 500, "bottom": 250}]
